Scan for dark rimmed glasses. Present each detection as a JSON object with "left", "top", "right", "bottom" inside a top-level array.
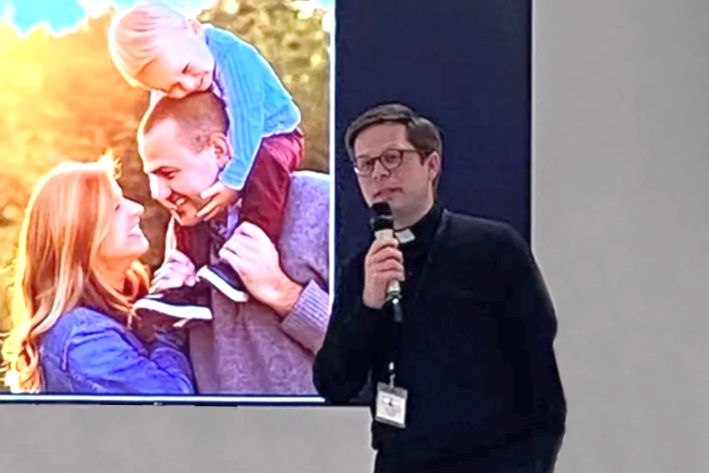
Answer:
[{"left": 352, "top": 148, "right": 427, "bottom": 176}]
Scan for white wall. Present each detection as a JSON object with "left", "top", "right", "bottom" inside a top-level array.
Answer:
[
  {"left": 535, "top": 1, "right": 709, "bottom": 471},
  {"left": 1, "top": 1, "right": 708, "bottom": 471}
]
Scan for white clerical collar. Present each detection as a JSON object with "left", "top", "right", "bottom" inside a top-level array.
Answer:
[{"left": 395, "top": 228, "right": 416, "bottom": 244}]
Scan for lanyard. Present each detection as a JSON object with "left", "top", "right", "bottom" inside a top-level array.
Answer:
[{"left": 385, "top": 210, "right": 451, "bottom": 386}]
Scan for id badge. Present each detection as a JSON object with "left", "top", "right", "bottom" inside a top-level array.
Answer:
[{"left": 375, "top": 382, "right": 408, "bottom": 429}]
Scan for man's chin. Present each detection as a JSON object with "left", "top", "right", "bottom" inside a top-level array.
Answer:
[{"left": 369, "top": 195, "right": 401, "bottom": 210}]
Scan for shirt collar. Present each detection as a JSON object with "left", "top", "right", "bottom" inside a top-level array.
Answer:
[{"left": 395, "top": 201, "right": 443, "bottom": 248}]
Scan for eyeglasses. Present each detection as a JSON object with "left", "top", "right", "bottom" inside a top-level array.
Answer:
[{"left": 352, "top": 148, "right": 426, "bottom": 176}]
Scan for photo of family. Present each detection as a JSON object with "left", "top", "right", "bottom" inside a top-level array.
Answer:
[{"left": 0, "top": 0, "right": 332, "bottom": 398}]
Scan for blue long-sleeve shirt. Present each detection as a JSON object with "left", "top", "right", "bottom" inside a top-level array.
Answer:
[
  {"left": 39, "top": 306, "right": 194, "bottom": 394},
  {"left": 207, "top": 25, "right": 301, "bottom": 190}
]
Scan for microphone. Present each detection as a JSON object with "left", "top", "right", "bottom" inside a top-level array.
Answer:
[{"left": 370, "top": 202, "right": 404, "bottom": 322}]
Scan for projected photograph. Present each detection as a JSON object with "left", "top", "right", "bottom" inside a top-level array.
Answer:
[{"left": 0, "top": 0, "right": 332, "bottom": 401}]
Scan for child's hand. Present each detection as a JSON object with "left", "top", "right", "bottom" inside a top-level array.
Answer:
[
  {"left": 197, "top": 182, "right": 240, "bottom": 221},
  {"left": 150, "top": 249, "right": 197, "bottom": 293}
]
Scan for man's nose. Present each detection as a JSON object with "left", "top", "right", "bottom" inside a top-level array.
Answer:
[
  {"left": 371, "top": 159, "right": 390, "bottom": 180},
  {"left": 148, "top": 174, "right": 170, "bottom": 201}
]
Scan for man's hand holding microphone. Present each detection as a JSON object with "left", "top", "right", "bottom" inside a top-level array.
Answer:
[
  {"left": 363, "top": 203, "right": 405, "bottom": 321},
  {"left": 363, "top": 237, "right": 405, "bottom": 309}
]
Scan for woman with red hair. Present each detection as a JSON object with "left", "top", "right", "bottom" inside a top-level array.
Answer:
[{"left": 2, "top": 158, "right": 194, "bottom": 394}]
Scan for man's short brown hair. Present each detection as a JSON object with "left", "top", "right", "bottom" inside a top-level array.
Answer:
[
  {"left": 344, "top": 103, "right": 443, "bottom": 160},
  {"left": 138, "top": 91, "right": 229, "bottom": 152}
]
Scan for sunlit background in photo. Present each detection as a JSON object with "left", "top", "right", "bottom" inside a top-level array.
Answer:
[
  {"left": 0, "top": 0, "right": 333, "bottom": 33},
  {"left": 0, "top": 0, "right": 332, "bottom": 339}
]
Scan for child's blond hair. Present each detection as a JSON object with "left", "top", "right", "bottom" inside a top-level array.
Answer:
[{"left": 108, "top": 2, "right": 189, "bottom": 87}]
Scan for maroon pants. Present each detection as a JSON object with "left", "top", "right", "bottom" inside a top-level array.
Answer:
[{"left": 239, "top": 129, "right": 303, "bottom": 243}]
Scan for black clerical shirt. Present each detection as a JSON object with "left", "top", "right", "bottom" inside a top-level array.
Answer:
[
  {"left": 314, "top": 204, "right": 566, "bottom": 473},
  {"left": 396, "top": 202, "right": 443, "bottom": 314}
]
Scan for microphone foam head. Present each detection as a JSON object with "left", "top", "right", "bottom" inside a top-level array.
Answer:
[{"left": 370, "top": 202, "right": 394, "bottom": 231}]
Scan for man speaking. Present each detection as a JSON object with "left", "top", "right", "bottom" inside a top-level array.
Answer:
[{"left": 314, "top": 103, "right": 566, "bottom": 472}]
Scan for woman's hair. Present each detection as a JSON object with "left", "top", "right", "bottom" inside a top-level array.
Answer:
[
  {"left": 108, "top": 2, "right": 189, "bottom": 86},
  {"left": 1, "top": 158, "right": 149, "bottom": 393}
]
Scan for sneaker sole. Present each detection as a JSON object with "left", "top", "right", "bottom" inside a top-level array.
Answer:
[
  {"left": 196, "top": 266, "right": 250, "bottom": 303},
  {"left": 133, "top": 298, "right": 213, "bottom": 321}
]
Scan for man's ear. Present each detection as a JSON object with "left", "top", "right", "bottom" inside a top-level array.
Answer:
[
  {"left": 426, "top": 151, "right": 442, "bottom": 182},
  {"left": 207, "top": 133, "right": 232, "bottom": 169}
]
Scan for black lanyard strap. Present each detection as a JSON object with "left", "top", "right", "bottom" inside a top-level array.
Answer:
[{"left": 386, "top": 210, "right": 451, "bottom": 384}]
